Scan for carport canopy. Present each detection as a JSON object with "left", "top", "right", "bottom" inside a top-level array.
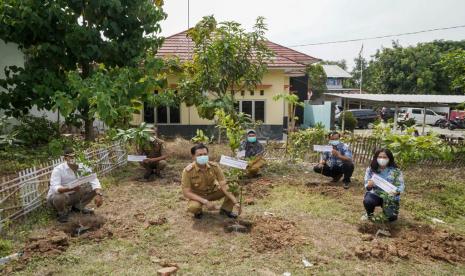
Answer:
[{"left": 326, "top": 93, "right": 465, "bottom": 133}]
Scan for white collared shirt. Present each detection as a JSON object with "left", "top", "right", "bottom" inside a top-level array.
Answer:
[{"left": 47, "top": 162, "right": 101, "bottom": 199}]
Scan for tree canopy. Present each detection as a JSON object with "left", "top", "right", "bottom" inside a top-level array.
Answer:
[
  {"left": 177, "top": 15, "right": 274, "bottom": 120},
  {"left": 0, "top": 0, "right": 167, "bottom": 139},
  {"left": 357, "top": 40, "right": 465, "bottom": 94}
]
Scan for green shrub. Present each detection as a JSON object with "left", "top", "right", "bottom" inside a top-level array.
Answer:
[
  {"left": 14, "top": 115, "right": 58, "bottom": 147},
  {"left": 373, "top": 125, "right": 453, "bottom": 167},
  {"left": 191, "top": 129, "right": 212, "bottom": 144},
  {"left": 288, "top": 127, "right": 327, "bottom": 161},
  {"left": 338, "top": 111, "right": 357, "bottom": 132}
]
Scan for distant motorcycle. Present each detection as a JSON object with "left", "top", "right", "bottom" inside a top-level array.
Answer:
[{"left": 447, "top": 117, "right": 465, "bottom": 130}]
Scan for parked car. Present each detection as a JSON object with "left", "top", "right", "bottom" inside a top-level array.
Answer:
[
  {"left": 398, "top": 108, "right": 445, "bottom": 125},
  {"left": 336, "top": 109, "right": 378, "bottom": 129}
]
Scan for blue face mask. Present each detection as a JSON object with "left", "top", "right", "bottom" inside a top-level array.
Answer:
[
  {"left": 247, "top": 136, "right": 257, "bottom": 143},
  {"left": 196, "top": 155, "right": 209, "bottom": 165},
  {"left": 329, "top": 140, "right": 340, "bottom": 146}
]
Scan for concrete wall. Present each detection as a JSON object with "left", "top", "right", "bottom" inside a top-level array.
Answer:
[
  {"left": 1, "top": 40, "right": 60, "bottom": 123},
  {"left": 303, "top": 101, "right": 334, "bottom": 130}
]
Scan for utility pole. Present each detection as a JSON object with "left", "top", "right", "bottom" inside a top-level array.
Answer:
[{"left": 359, "top": 44, "right": 363, "bottom": 109}]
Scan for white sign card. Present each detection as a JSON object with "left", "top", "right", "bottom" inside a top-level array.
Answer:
[
  {"left": 236, "top": 150, "right": 246, "bottom": 159},
  {"left": 371, "top": 174, "right": 397, "bottom": 193},
  {"left": 67, "top": 173, "right": 97, "bottom": 189},
  {"left": 127, "top": 155, "right": 147, "bottom": 162},
  {"left": 313, "top": 145, "right": 334, "bottom": 152},
  {"left": 220, "top": 155, "right": 248, "bottom": 170}
]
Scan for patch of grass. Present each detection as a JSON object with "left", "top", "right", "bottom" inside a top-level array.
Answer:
[
  {"left": 256, "top": 185, "right": 348, "bottom": 220},
  {"left": 0, "top": 238, "right": 13, "bottom": 257},
  {"left": 6, "top": 207, "right": 54, "bottom": 242},
  {"left": 402, "top": 167, "right": 465, "bottom": 232}
]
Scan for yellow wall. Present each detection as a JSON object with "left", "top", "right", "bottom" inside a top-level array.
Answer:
[{"left": 133, "top": 69, "right": 290, "bottom": 125}]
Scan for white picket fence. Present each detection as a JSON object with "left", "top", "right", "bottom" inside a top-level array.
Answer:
[{"left": 0, "top": 142, "right": 127, "bottom": 230}]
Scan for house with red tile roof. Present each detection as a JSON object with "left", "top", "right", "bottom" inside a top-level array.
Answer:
[{"left": 133, "top": 31, "right": 320, "bottom": 139}]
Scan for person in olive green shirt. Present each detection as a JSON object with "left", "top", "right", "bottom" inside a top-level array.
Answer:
[{"left": 181, "top": 144, "right": 241, "bottom": 219}]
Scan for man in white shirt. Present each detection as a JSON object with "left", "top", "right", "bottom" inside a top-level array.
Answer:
[{"left": 47, "top": 148, "right": 104, "bottom": 223}]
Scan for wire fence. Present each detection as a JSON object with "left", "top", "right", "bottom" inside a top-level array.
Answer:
[{"left": 0, "top": 142, "right": 127, "bottom": 230}]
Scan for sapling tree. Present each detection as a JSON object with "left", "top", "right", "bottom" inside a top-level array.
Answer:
[{"left": 177, "top": 15, "right": 273, "bottom": 122}]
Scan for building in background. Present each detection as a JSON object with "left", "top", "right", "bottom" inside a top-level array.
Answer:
[{"left": 133, "top": 31, "right": 320, "bottom": 139}]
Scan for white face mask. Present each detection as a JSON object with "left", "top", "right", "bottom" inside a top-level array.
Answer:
[{"left": 377, "top": 158, "right": 389, "bottom": 167}]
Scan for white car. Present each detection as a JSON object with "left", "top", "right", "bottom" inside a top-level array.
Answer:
[{"left": 398, "top": 108, "right": 445, "bottom": 125}]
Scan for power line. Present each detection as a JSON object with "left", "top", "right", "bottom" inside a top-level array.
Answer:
[{"left": 289, "top": 24, "right": 465, "bottom": 47}]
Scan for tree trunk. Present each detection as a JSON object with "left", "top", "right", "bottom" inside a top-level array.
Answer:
[
  {"left": 80, "top": 107, "right": 94, "bottom": 141},
  {"left": 84, "top": 117, "right": 94, "bottom": 141}
]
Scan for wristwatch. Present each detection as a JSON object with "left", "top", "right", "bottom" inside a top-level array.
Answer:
[{"left": 96, "top": 192, "right": 104, "bottom": 197}]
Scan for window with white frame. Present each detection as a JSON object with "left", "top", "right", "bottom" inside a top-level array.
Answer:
[
  {"left": 156, "top": 105, "right": 180, "bottom": 124},
  {"left": 143, "top": 90, "right": 181, "bottom": 124},
  {"left": 238, "top": 100, "right": 265, "bottom": 122}
]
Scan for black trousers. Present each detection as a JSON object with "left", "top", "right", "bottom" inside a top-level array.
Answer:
[
  {"left": 313, "top": 163, "right": 354, "bottom": 183},
  {"left": 363, "top": 192, "right": 399, "bottom": 222}
]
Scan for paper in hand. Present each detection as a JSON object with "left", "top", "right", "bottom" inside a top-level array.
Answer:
[
  {"left": 127, "top": 155, "right": 147, "bottom": 162},
  {"left": 371, "top": 174, "right": 397, "bottom": 193},
  {"left": 313, "top": 145, "right": 333, "bottom": 152},
  {"left": 67, "top": 173, "right": 97, "bottom": 189},
  {"left": 220, "top": 155, "right": 248, "bottom": 170}
]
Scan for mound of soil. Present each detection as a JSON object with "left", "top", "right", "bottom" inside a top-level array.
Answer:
[
  {"left": 355, "top": 223, "right": 465, "bottom": 263},
  {"left": 23, "top": 230, "right": 69, "bottom": 259},
  {"left": 59, "top": 214, "right": 106, "bottom": 236},
  {"left": 250, "top": 216, "right": 304, "bottom": 252}
]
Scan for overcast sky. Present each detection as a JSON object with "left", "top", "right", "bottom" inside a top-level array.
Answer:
[{"left": 160, "top": 0, "right": 465, "bottom": 70}]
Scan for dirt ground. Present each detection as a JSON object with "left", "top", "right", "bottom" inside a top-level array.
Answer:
[{"left": 3, "top": 155, "right": 465, "bottom": 275}]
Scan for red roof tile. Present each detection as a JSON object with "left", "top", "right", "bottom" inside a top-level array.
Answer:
[{"left": 156, "top": 30, "right": 319, "bottom": 69}]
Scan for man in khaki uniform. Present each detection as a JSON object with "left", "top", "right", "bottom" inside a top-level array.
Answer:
[
  {"left": 182, "top": 144, "right": 241, "bottom": 219},
  {"left": 140, "top": 126, "right": 168, "bottom": 180}
]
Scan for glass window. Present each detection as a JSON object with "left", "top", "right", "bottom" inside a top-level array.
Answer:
[
  {"left": 412, "top": 109, "right": 422, "bottom": 114},
  {"left": 254, "top": 101, "right": 265, "bottom": 122},
  {"left": 426, "top": 110, "right": 434, "bottom": 115},
  {"left": 156, "top": 106, "right": 168, "bottom": 124},
  {"left": 169, "top": 106, "right": 181, "bottom": 123},
  {"left": 241, "top": 101, "right": 253, "bottom": 118},
  {"left": 143, "top": 102, "right": 155, "bottom": 123},
  {"left": 239, "top": 100, "right": 265, "bottom": 122}
]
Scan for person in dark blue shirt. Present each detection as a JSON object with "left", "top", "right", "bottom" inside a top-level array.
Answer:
[{"left": 313, "top": 131, "right": 354, "bottom": 189}]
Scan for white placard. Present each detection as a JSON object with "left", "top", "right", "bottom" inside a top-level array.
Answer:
[
  {"left": 313, "top": 145, "right": 334, "bottom": 152},
  {"left": 67, "top": 173, "right": 97, "bottom": 189},
  {"left": 372, "top": 174, "right": 397, "bottom": 193},
  {"left": 127, "top": 155, "right": 147, "bottom": 162},
  {"left": 220, "top": 155, "right": 248, "bottom": 170},
  {"left": 236, "top": 150, "right": 246, "bottom": 159}
]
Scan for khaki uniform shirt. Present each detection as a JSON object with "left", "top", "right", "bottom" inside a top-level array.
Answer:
[
  {"left": 141, "top": 140, "right": 165, "bottom": 158},
  {"left": 181, "top": 162, "right": 225, "bottom": 196}
]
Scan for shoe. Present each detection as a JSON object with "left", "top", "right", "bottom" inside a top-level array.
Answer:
[
  {"left": 194, "top": 212, "right": 203, "bottom": 219},
  {"left": 331, "top": 174, "right": 343, "bottom": 183},
  {"left": 71, "top": 206, "right": 94, "bottom": 214},
  {"left": 360, "top": 214, "right": 373, "bottom": 221},
  {"left": 219, "top": 209, "right": 238, "bottom": 219},
  {"left": 343, "top": 181, "right": 350, "bottom": 189},
  {"left": 143, "top": 171, "right": 154, "bottom": 180},
  {"left": 57, "top": 213, "right": 69, "bottom": 223},
  {"left": 360, "top": 214, "right": 368, "bottom": 221}
]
